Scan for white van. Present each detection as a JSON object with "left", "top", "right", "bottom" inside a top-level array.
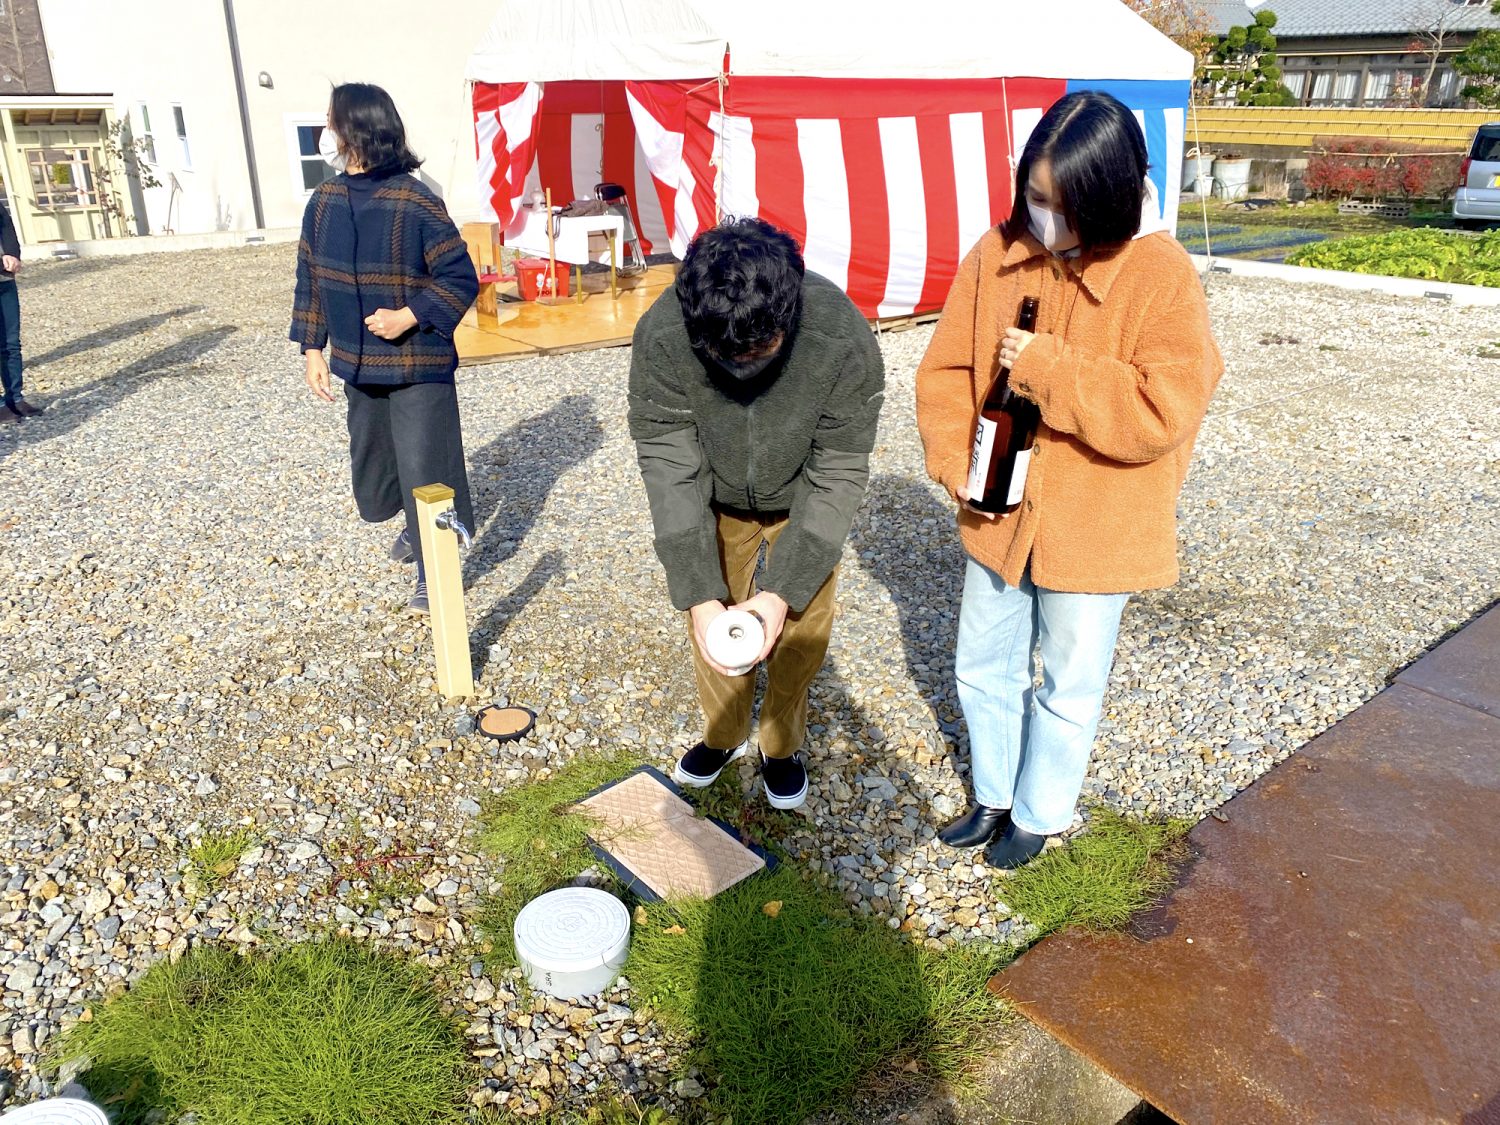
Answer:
[{"left": 1453, "top": 122, "right": 1500, "bottom": 229}]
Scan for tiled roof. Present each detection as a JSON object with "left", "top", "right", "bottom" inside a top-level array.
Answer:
[
  {"left": 1261, "top": 0, "right": 1500, "bottom": 38},
  {"left": 1202, "top": 0, "right": 1256, "bottom": 34}
]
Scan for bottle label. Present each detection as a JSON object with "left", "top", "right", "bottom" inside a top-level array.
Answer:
[
  {"left": 967, "top": 417, "right": 998, "bottom": 498},
  {"left": 1007, "top": 447, "right": 1033, "bottom": 506}
]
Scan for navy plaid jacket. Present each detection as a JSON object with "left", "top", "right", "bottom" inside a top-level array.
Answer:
[{"left": 290, "top": 175, "right": 478, "bottom": 384}]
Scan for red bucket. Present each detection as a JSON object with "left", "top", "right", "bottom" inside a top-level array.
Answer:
[{"left": 516, "top": 257, "right": 569, "bottom": 301}]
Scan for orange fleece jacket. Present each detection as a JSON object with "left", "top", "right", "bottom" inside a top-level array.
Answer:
[{"left": 915, "top": 229, "right": 1223, "bottom": 594}]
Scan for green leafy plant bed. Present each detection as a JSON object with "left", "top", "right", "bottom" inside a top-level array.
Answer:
[
  {"left": 627, "top": 867, "right": 1012, "bottom": 1125},
  {"left": 1001, "top": 809, "right": 1193, "bottom": 939},
  {"left": 52, "top": 940, "right": 468, "bottom": 1125},
  {"left": 1285, "top": 228, "right": 1500, "bottom": 288}
]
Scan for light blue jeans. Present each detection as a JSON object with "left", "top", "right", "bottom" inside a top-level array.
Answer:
[{"left": 955, "top": 558, "right": 1128, "bottom": 836}]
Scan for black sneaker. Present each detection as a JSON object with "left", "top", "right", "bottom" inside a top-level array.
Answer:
[
  {"left": 672, "top": 739, "right": 749, "bottom": 787},
  {"left": 391, "top": 528, "right": 415, "bottom": 564},
  {"left": 760, "top": 752, "right": 808, "bottom": 810}
]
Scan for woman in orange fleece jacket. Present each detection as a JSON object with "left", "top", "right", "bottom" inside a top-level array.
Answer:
[{"left": 915, "top": 91, "right": 1223, "bottom": 868}]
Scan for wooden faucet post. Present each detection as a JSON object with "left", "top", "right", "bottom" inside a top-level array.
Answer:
[{"left": 413, "top": 483, "right": 473, "bottom": 699}]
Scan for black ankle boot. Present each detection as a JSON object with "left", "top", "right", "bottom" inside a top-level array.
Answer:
[
  {"left": 937, "top": 804, "right": 1010, "bottom": 848},
  {"left": 984, "top": 822, "right": 1049, "bottom": 869}
]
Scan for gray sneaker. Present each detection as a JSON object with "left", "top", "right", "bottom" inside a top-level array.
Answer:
[
  {"left": 391, "top": 529, "right": 415, "bottom": 564},
  {"left": 407, "top": 579, "right": 429, "bottom": 615}
]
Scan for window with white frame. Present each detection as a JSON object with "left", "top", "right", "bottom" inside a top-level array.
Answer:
[
  {"left": 171, "top": 103, "right": 191, "bottom": 168},
  {"left": 287, "top": 117, "right": 337, "bottom": 196},
  {"left": 136, "top": 102, "right": 156, "bottom": 164}
]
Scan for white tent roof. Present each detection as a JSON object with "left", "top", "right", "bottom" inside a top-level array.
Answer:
[{"left": 466, "top": 0, "right": 1193, "bottom": 85}]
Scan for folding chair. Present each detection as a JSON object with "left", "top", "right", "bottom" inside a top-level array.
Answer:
[{"left": 594, "top": 182, "right": 648, "bottom": 275}]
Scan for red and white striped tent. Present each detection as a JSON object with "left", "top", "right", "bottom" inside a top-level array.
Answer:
[{"left": 467, "top": 0, "right": 1192, "bottom": 318}]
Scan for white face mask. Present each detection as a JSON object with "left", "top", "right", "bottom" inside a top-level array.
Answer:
[
  {"left": 319, "top": 126, "right": 347, "bottom": 172},
  {"left": 1028, "top": 203, "right": 1075, "bottom": 253}
]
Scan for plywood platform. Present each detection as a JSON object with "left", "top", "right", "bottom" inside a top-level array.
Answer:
[{"left": 455, "top": 265, "right": 677, "bottom": 366}]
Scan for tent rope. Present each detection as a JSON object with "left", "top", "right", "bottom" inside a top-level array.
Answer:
[
  {"left": 1001, "top": 78, "right": 1017, "bottom": 189},
  {"left": 1188, "top": 94, "right": 1214, "bottom": 277}
]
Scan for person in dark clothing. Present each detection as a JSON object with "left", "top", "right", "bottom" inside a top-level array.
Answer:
[
  {"left": 290, "top": 83, "right": 479, "bottom": 613},
  {"left": 628, "top": 218, "right": 885, "bottom": 810},
  {"left": 0, "top": 201, "right": 38, "bottom": 424}
]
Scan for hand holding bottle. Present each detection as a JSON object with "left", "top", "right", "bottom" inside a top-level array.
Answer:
[
  {"left": 999, "top": 327, "right": 1036, "bottom": 370},
  {"left": 956, "top": 484, "right": 1010, "bottom": 521}
]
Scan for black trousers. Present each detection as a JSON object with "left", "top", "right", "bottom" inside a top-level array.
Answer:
[{"left": 343, "top": 380, "right": 475, "bottom": 569}]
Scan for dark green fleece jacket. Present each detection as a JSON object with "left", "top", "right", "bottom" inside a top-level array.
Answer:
[{"left": 627, "top": 272, "right": 885, "bottom": 613}]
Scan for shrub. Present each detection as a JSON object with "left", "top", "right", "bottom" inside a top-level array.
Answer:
[{"left": 1303, "top": 137, "right": 1462, "bottom": 202}]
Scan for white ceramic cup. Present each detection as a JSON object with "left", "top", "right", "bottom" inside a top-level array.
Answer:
[{"left": 705, "top": 609, "right": 766, "bottom": 676}]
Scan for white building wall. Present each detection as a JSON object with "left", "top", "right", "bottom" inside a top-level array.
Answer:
[
  {"left": 37, "top": 0, "right": 494, "bottom": 236},
  {"left": 231, "top": 0, "right": 494, "bottom": 229},
  {"left": 38, "top": 0, "right": 256, "bottom": 235}
]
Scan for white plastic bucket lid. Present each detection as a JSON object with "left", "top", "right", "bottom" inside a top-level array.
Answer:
[
  {"left": 0, "top": 1099, "right": 112, "bottom": 1124},
  {"left": 513, "top": 887, "right": 630, "bottom": 975}
]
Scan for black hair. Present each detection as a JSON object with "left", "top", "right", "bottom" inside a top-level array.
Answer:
[
  {"left": 675, "top": 217, "right": 805, "bottom": 361},
  {"left": 1000, "top": 91, "right": 1148, "bottom": 250},
  {"left": 328, "top": 83, "right": 421, "bottom": 176}
]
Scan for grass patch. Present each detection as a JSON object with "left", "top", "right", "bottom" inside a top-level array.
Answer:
[
  {"left": 627, "top": 866, "right": 1013, "bottom": 1125},
  {"left": 474, "top": 750, "right": 643, "bottom": 967},
  {"left": 183, "top": 828, "right": 257, "bottom": 901},
  {"left": 52, "top": 940, "right": 467, "bottom": 1125},
  {"left": 1001, "top": 809, "right": 1192, "bottom": 938}
]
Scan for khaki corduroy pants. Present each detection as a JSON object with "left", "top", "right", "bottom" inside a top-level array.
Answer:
[{"left": 688, "top": 507, "right": 838, "bottom": 759}]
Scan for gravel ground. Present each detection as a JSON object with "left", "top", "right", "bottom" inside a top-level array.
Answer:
[{"left": 1, "top": 246, "right": 1497, "bottom": 1116}]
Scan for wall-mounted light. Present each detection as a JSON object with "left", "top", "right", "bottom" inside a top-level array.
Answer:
[{"left": 257, "top": 71, "right": 273, "bottom": 89}]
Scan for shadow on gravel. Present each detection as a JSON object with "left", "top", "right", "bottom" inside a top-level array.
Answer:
[
  {"left": 0, "top": 325, "right": 237, "bottom": 464},
  {"left": 27, "top": 305, "right": 204, "bottom": 369},
  {"left": 21, "top": 253, "right": 139, "bottom": 296},
  {"left": 812, "top": 658, "right": 945, "bottom": 847},
  {"left": 853, "top": 473, "right": 969, "bottom": 779},
  {"left": 463, "top": 394, "right": 603, "bottom": 588},
  {"left": 469, "top": 549, "right": 565, "bottom": 677}
]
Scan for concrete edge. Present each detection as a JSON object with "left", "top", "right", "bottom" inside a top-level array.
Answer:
[
  {"left": 33, "top": 228, "right": 301, "bottom": 260},
  {"left": 1188, "top": 252, "right": 1500, "bottom": 306}
]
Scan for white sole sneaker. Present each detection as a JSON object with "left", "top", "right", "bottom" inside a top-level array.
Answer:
[
  {"left": 761, "top": 754, "right": 809, "bottom": 810},
  {"left": 671, "top": 739, "right": 750, "bottom": 788}
]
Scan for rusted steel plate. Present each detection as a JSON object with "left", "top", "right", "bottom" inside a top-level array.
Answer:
[
  {"left": 993, "top": 682, "right": 1500, "bottom": 1125},
  {"left": 1396, "top": 603, "right": 1500, "bottom": 718}
]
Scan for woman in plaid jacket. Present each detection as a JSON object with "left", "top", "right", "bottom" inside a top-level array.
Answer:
[{"left": 291, "top": 82, "right": 479, "bottom": 614}]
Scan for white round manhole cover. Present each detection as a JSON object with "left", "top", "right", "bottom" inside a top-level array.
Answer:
[{"left": 513, "top": 886, "right": 631, "bottom": 1000}]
